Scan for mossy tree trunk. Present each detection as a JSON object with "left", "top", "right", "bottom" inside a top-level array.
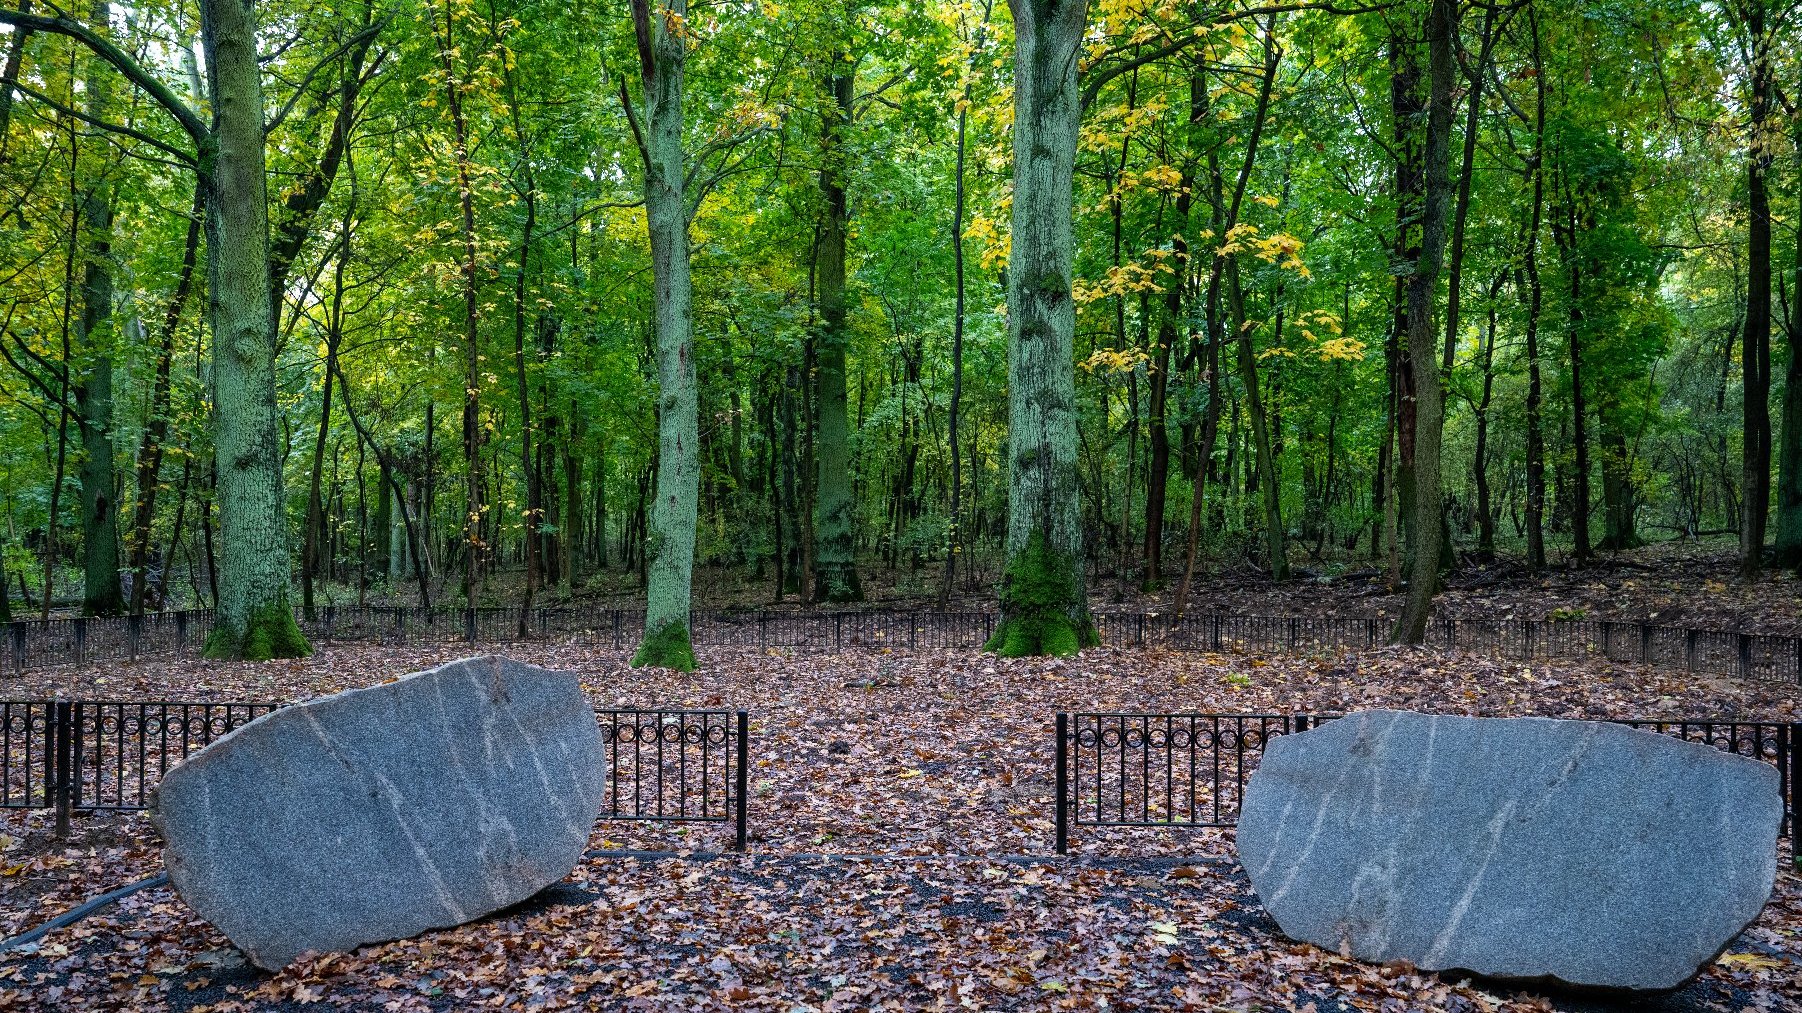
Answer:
[
  {"left": 75, "top": 2, "right": 123, "bottom": 617},
  {"left": 985, "top": 0, "right": 1095, "bottom": 658},
  {"left": 200, "top": 0, "right": 308, "bottom": 659},
  {"left": 623, "top": 0, "right": 697, "bottom": 671},
  {"left": 812, "top": 62, "right": 862, "bottom": 603}
]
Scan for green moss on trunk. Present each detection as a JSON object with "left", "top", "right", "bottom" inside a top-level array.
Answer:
[
  {"left": 203, "top": 597, "right": 311, "bottom": 661},
  {"left": 632, "top": 620, "right": 696, "bottom": 672},
  {"left": 983, "top": 533, "right": 1096, "bottom": 658}
]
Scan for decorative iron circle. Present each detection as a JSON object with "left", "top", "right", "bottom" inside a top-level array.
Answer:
[
  {"left": 706, "top": 724, "right": 729, "bottom": 745},
  {"left": 1074, "top": 728, "right": 1099, "bottom": 748}
]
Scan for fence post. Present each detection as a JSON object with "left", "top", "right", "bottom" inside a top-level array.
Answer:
[
  {"left": 1295, "top": 714, "right": 1310, "bottom": 734},
  {"left": 176, "top": 611, "right": 188, "bottom": 655},
  {"left": 612, "top": 609, "right": 622, "bottom": 650},
  {"left": 1790, "top": 724, "right": 1800, "bottom": 869},
  {"left": 1055, "top": 712, "right": 1069, "bottom": 856},
  {"left": 1366, "top": 617, "right": 1377, "bottom": 650},
  {"left": 464, "top": 608, "right": 476, "bottom": 643},
  {"left": 52, "top": 701, "right": 72, "bottom": 839},
  {"left": 74, "top": 617, "right": 87, "bottom": 667},
  {"left": 1210, "top": 614, "right": 1222, "bottom": 651},
  {"left": 835, "top": 613, "right": 843, "bottom": 652},
  {"left": 10, "top": 622, "right": 24, "bottom": 674},
  {"left": 127, "top": 614, "right": 142, "bottom": 661},
  {"left": 1738, "top": 634, "right": 1753, "bottom": 679},
  {"left": 1640, "top": 623, "right": 1654, "bottom": 666},
  {"left": 1685, "top": 629, "right": 1698, "bottom": 673},
  {"left": 734, "top": 711, "right": 750, "bottom": 852}
]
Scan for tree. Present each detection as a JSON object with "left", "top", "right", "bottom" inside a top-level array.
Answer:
[
  {"left": 984, "top": 0, "right": 1096, "bottom": 657},
  {"left": 0, "top": 2, "right": 311, "bottom": 656},
  {"left": 1391, "top": 0, "right": 1454, "bottom": 645},
  {"left": 621, "top": 0, "right": 701, "bottom": 670}
]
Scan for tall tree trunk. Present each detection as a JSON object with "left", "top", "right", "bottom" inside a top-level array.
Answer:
[
  {"left": 302, "top": 236, "right": 348, "bottom": 616},
  {"left": 75, "top": 2, "right": 123, "bottom": 617},
  {"left": 623, "top": 0, "right": 698, "bottom": 670},
  {"left": 986, "top": 0, "right": 1094, "bottom": 657},
  {"left": 128, "top": 189, "right": 203, "bottom": 614},
  {"left": 1523, "top": 8, "right": 1548, "bottom": 570},
  {"left": 427, "top": 0, "right": 487, "bottom": 607},
  {"left": 512, "top": 177, "right": 540, "bottom": 628},
  {"left": 198, "top": 0, "right": 309, "bottom": 658},
  {"left": 1229, "top": 261, "right": 1288, "bottom": 579},
  {"left": 1740, "top": 0, "right": 1773, "bottom": 578},
  {"left": 1392, "top": 0, "right": 1455, "bottom": 645},
  {"left": 938, "top": 65, "right": 971, "bottom": 607},
  {"left": 1473, "top": 277, "right": 1501, "bottom": 559},
  {"left": 813, "top": 63, "right": 861, "bottom": 601},
  {"left": 1776, "top": 78, "right": 1802, "bottom": 569},
  {"left": 1145, "top": 72, "right": 1201, "bottom": 591},
  {"left": 1439, "top": 1, "right": 1500, "bottom": 373}
]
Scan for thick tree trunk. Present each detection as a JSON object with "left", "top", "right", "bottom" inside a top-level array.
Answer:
[
  {"left": 200, "top": 0, "right": 308, "bottom": 659},
  {"left": 75, "top": 6, "right": 123, "bottom": 617},
  {"left": 813, "top": 65, "right": 861, "bottom": 602},
  {"left": 1392, "top": 0, "right": 1455, "bottom": 645},
  {"left": 986, "top": 0, "right": 1094, "bottom": 657},
  {"left": 625, "top": 0, "right": 698, "bottom": 670}
]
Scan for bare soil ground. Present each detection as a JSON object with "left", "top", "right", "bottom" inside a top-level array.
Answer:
[{"left": 2, "top": 642, "right": 1798, "bottom": 1011}]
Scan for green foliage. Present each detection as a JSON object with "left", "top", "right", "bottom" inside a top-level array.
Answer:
[{"left": 632, "top": 620, "right": 697, "bottom": 672}]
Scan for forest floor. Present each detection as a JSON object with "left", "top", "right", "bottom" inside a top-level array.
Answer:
[
  {"left": 467, "top": 536, "right": 1802, "bottom": 637},
  {"left": 3, "top": 642, "right": 1800, "bottom": 1011}
]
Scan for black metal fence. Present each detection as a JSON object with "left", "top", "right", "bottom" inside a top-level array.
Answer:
[
  {"left": 7, "top": 606, "right": 1801, "bottom": 684},
  {"left": 597, "top": 709, "right": 749, "bottom": 850},
  {"left": 3, "top": 699, "right": 752, "bottom": 851},
  {"left": 1054, "top": 712, "right": 1801, "bottom": 859}
]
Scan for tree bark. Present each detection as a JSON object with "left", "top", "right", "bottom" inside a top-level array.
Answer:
[
  {"left": 812, "top": 62, "right": 861, "bottom": 601},
  {"left": 75, "top": 1, "right": 123, "bottom": 617},
  {"left": 623, "top": 0, "right": 699, "bottom": 670},
  {"left": 1392, "top": 0, "right": 1455, "bottom": 645},
  {"left": 1740, "top": 0, "right": 1773, "bottom": 578},
  {"left": 1523, "top": 7, "right": 1548, "bottom": 571},
  {"left": 986, "top": 0, "right": 1094, "bottom": 657},
  {"left": 1776, "top": 68, "right": 1802, "bottom": 568}
]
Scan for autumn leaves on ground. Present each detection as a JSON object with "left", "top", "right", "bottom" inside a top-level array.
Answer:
[{"left": 1, "top": 639, "right": 1798, "bottom": 1012}]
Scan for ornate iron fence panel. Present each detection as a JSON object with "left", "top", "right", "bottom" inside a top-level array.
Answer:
[
  {"left": 0, "top": 701, "right": 54, "bottom": 809},
  {"left": 595, "top": 709, "right": 749, "bottom": 850}
]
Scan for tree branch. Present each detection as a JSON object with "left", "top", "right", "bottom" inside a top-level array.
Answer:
[
  {"left": 0, "top": 7, "right": 207, "bottom": 142},
  {"left": 9, "top": 78, "right": 196, "bottom": 164}
]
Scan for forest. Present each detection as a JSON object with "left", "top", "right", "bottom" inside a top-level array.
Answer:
[{"left": 0, "top": 0, "right": 1797, "bottom": 667}]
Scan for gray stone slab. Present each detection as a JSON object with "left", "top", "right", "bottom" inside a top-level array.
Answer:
[
  {"left": 1236, "top": 710, "right": 1782, "bottom": 993},
  {"left": 152, "top": 656, "right": 605, "bottom": 970}
]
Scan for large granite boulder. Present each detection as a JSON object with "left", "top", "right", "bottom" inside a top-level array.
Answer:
[
  {"left": 152, "top": 656, "right": 605, "bottom": 970},
  {"left": 1237, "top": 710, "right": 1781, "bottom": 993}
]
